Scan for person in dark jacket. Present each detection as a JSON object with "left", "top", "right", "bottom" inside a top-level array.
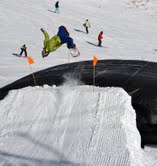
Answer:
[
  {"left": 20, "top": 44, "right": 27, "bottom": 57},
  {"left": 55, "top": 1, "right": 60, "bottom": 14},
  {"left": 98, "top": 31, "right": 103, "bottom": 47}
]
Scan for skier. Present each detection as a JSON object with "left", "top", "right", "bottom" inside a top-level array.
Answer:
[
  {"left": 55, "top": 1, "right": 59, "bottom": 14},
  {"left": 98, "top": 31, "right": 103, "bottom": 47},
  {"left": 41, "top": 26, "right": 76, "bottom": 58},
  {"left": 20, "top": 44, "right": 27, "bottom": 57},
  {"left": 83, "top": 19, "right": 91, "bottom": 34}
]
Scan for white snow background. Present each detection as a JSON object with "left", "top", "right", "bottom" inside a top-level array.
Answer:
[{"left": 1, "top": 0, "right": 157, "bottom": 165}]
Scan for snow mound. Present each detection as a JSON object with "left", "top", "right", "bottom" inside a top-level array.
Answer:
[{"left": 0, "top": 85, "right": 154, "bottom": 165}]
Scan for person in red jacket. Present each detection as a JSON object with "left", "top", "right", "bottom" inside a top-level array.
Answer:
[{"left": 98, "top": 31, "right": 103, "bottom": 47}]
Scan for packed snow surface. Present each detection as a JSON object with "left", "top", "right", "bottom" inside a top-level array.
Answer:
[{"left": 0, "top": 85, "right": 156, "bottom": 166}]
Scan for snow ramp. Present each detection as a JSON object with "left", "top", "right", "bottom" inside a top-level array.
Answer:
[{"left": 0, "top": 85, "right": 155, "bottom": 166}]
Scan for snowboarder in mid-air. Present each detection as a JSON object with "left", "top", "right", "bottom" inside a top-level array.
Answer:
[
  {"left": 20, "top": 44, "right": 27, "bottom": 57},
  {"left": 41, "top": 26, "right": 79, "bottom": 58},
  {"left": 98, "top": 31, "right": 103, "bottom": 47},
  {"left": 83, "top": 19, "right": 91, "bottom": 34}
]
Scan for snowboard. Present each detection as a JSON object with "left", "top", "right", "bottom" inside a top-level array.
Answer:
[
  {"left": 12, "top": 53, "right": 21, "bottom": 57},
  {"left": 69, "top": 47, "right": 80, "bottom": 57},
  {"left": 12, "top": 53, "right": 26, "bottom": 58}
]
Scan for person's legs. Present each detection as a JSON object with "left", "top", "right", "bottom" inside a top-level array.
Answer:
[
  {"left": 57, "top": 26, "right": 69, "bottom": 43},
  {"left": 20, "top": 49, "right": 23, "bottom": 56},
  {"left": 66, "top": 37, "right": 74, "bottom": 49},
  {"left": 100, "top": 40, "right": 102, "bottom": 46},
  {"left": 86, "top": 27, "right": 88, "bottom": 34},
  {"left": 98, "top": 39, "right": 102, "bottom": 46},
  {"left": 56, "top": 7, "right": 59, "bottom": 13},
  {"left": 24, "top": 50, "right": 27, "bottom": 57}
]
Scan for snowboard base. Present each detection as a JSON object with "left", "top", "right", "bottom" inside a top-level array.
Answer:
[{"left": 69, "top": 47, "right": 80, "bottom": 57}]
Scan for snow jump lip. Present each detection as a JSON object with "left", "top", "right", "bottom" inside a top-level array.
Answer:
[{"left": 0, "top": 59, "right": 157, "bottom": 147}]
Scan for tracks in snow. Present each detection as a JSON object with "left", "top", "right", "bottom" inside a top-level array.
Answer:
[{"left": 0, "top": 86, "right": 145, "bottom": 165}]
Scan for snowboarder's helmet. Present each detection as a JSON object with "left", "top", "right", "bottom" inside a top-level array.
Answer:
[{"left": 42, "top": 49, "right": 49, "bottom": 58}]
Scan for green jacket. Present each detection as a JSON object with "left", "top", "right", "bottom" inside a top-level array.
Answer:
[{"left": 43, "top": 31, "right": 62, "bottom": 53}]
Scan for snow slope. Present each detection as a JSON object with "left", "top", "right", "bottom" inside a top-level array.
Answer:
[
  {"left": 1, "top": 0, "right": 157, "bottom": 87},
  {"left": 0, "top": 85, "right": 156, "bottom": 166},
  {"left": 1, "top": 0, "right": 157, "bottom": 165}
]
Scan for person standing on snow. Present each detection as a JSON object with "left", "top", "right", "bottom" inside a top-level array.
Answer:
[
  {"left": 41, "top": 26, "right": 76, "bottom": 58},
  {"left": 20, "top": 44, "right": 27, "bottom": 57},
  {"left": 98, "top": 31, "right": 103, "bottom": 47},
  {"left": 83, "top": 19, "right": 91, "bottom": 34},
  {"left": 55, "top": 1, "right": 60, "bottom": 14}
]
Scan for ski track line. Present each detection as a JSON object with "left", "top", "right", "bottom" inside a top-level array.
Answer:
[
  {"left": 3, "top": 90, "right": 18, "bottom": 119},
  {"left": 74, "top": 91, "right": 95, "bottom": 165},
  {"left": 87, "top": 92, "right": 105, "bottom": 151},
  {"left": 93, "top": 93, "right": 107, "bottom": 151},
  {"left": 73, "top": 91, "right": 102, "bottom": 165},
  {"left": 52, "top": 89, "right": 80, "bottom": 162},
  {"left": 77, "top": 91, "right": 98, "bottom": 165},
  {"left": 59, "top": 91, "right": 80, "bottom": 152},
  {"left": 87, "top": 92, "right": 100, "bottom": 149},
  {"left": 65, "top": 91, "right": 89, "bottom": 164},
  {"left": 86, "top": 91, "right": 108, "bottom": 165}
]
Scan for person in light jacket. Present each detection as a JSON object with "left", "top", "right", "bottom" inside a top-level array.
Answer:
[{"left": 83, "top": 19, "right": 91, "bottom": 34}]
